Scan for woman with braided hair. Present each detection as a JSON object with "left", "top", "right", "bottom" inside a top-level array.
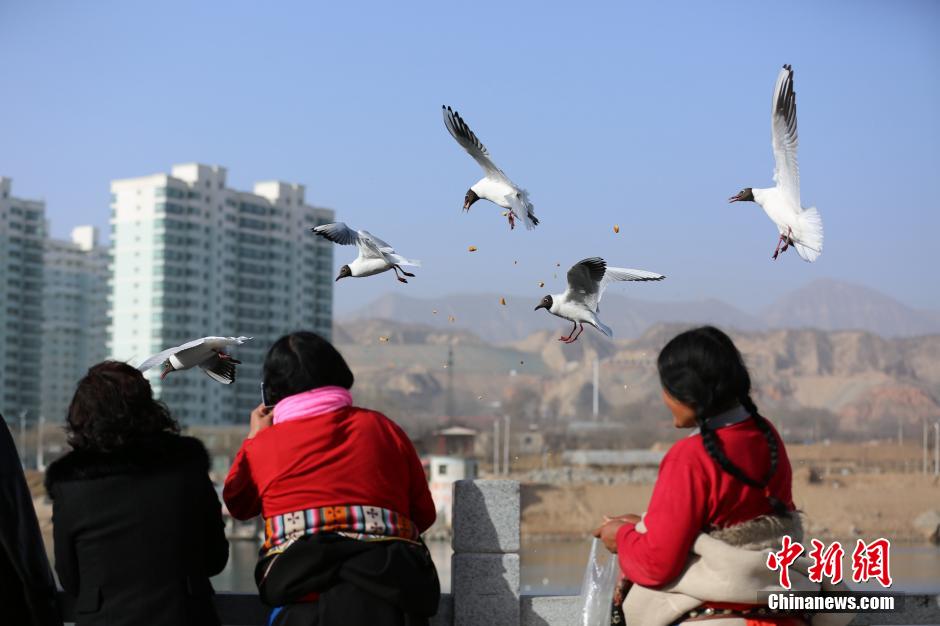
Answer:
[{"left": 593, "top": 326, "right": 841, "bottom": 626}]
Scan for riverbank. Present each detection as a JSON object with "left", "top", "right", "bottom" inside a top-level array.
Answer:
[{"left": 521, "top": 472, "right": 940, "bottom": 542}]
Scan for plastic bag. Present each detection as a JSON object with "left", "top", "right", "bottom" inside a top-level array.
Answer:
[{"left": 578, "top": 537, "right": 619, "bottom": 626}]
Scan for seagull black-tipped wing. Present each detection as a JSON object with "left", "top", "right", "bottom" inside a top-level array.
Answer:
[
  {"left": 771, "top": 64, "right": 800, "bottom": 204},
  {"left": 564, "top": 257, "right": 606, "bottom": 307},
  {"left": 199, "top": 353, "right": 238, "bottom": 385},
  {"left": 311, "top": 222, "right": 360, "bottom": 246},
  {"left": 442, "top": 105, "right": 506, "bottom": 180},
  {"left": 136, "top": 337, "right": 208, "bottom": 372}
]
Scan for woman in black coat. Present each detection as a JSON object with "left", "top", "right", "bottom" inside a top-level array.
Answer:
[
  {"left": 44, "top": 361, "right": 229, "bottom": 626},
  {"left": 0, "top": 414, "right": 61, "bottom": 626}
]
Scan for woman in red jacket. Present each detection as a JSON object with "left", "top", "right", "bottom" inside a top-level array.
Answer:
[
  {"left": 595, "top": 326, "right": 802, "bottom": 625},
  {"left": 223, "top": 331, "right": 439, "bottom": 626}
]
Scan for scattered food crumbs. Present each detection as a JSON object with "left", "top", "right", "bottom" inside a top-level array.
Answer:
[
  {"left": 432, "top": 309, "right": 438, "bottom": 315},
  {"left": 499, "top": 297, "right": 506, "bottom": 305},
  {"left": 513, "top": 260, "right": 518, "bottom": 265},
  {"left": 519, "top": 360, "right": 525, "bottom": 366},
  {"left": 443, "top": 364, "right": 448, "bottom": 369},
  {"left": 614, "top": 224, "right": 620, "bottom": 233},
  {"left": 477, "top": 394, "right": 485, "bottom": 400},
  {"left": 538, "top": 281, "right": 545, "bottom": 288},
  {"left": 468, "top": 246, "right": 477, "bottom": 252},
  {"left": 378, "top": 336, "right": 389, "bottom": 343},
  {"left": 555, "top": 262, "right": 561, "bottom": 267},
  {"left": 448, "top": 315, "right": 456, "bottom": 323}
]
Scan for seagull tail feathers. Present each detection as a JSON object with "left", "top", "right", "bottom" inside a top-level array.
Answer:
[
  {"left": 389, "top": 254, "right": 421, "bottom": 267},
  {"left": 520, "top": 191, "right": 538, "bottom": 230},
  {"left": 594, "top": 317, "right": 613, "bottom": 338},
  {"left": 794, "top": 206, "right": 823, "bottom": 263}
]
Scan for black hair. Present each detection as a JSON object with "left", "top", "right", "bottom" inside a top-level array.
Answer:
[
  {"left": 657, "top": 326, "right": 787, "bottom": 515},
  {"left": 67, "top": 361, "right": 180, "bottom": 452},
  {"left": 262, "top": 331, "right": 354, "bottom": 406}
]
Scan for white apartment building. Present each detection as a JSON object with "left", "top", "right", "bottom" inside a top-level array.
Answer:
[
  {"left": 0, "top": 177, "right": 45, "bottom": 421},
  {"left": 108, "top": 163, "right": 334, "bottom": 424},
  {"left": 40, "top": 226, "right": 109, "bottom": 422}
]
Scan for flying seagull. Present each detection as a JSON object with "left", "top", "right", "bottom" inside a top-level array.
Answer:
[
  {"left": 442, "top": 105, "right": 539, "bottom": 230},
  {"left": 137, "top": 336, "right": 251, "bottom": 384},
  {"left": 311, "top": 222, "right": 420, "bottom": 283},
  {"left": 729, "top": 64, "right": 823, "bottom": 262},
  {"left": 534, "top": 257, "right": 664, "bottom": 343}
]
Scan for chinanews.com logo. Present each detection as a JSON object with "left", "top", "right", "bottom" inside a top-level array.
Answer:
[{"left": 764, "top": 535, "right": 903, "bottom": 614}]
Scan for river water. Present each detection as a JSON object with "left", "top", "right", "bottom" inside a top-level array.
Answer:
[{"left": 212, "top": 538, "right": 940, "bottom": 596}]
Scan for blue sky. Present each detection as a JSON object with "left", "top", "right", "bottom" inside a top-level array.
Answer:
[{"left": 2, "top": 0, "right": 938, "bottom": 313}]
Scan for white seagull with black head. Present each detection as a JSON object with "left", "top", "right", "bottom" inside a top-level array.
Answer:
[
  {"left": 137, "top": 336, "right": 251, "bottom": 384},
  {"left": 534, "top": 258, "right": 664, "bottom": 343},
  {"left": 442, "top": 105, "right": 538, "bottom": 230},
  {"left": 729, "top": 64, "right": 823, "bottom": 262},
  {"left": 312, "top": 222, "right": 420, "bottom": 283}
]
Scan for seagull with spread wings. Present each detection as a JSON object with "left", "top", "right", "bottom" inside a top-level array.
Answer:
[
  {"left": 442, "top": 105, "right": 539, "bottom": 230},
  {"left": 137, "top": 336, "right": 251, "bottom": 384},
  {"left": 729, "top": 64, "right": 823, "bottom": 262},
  {"left": 311, "top": 222, "right": 420, "bottom": 283},
  {"left": 534, "top": 258, "right": 664, "bottom": 343}
]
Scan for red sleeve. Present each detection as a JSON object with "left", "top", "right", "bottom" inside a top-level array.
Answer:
[
  {"left": 392, "top": 425, "right": 436, "bottom": 532},
  {"left": 222, "top": 442, "right": 262, "bottom": 520},
  {"left": 616, "top": 445, "right": 709, "bottom": 587}
]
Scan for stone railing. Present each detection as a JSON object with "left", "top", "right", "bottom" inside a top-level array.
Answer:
[{"left": 58, "top": 479, "right": 940, "bottom": 625}]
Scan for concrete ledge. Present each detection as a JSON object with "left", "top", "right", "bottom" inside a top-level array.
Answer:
[
  {"left": 452, "top": 553, "right": 520, "bottom": 626},
  {"left": 56, "top": 591, "right": 940, "bottom": 625},
  {"left": 522, "top": 595, "right": 581, "bottom": 625},
  {"left": 452, "top": 480, "right": 520, "bottom": 554}
]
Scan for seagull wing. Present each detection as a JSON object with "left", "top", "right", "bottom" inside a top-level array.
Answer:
[
  {"left": 199, "top": 353, "right": 238, "bottom": 385},
  {"left": 564, "top": 257, "right": 607, "bottom": 309},
  {"left": 356, "top": 230, "right": 396, "bottom": 260},
  {"left": 598, "top": 267, "right": 665, "bottom": 307},
  {"left": 771, "top": 64, "right": 800, "bottom": 205},
  {"left": 442, "top": 105, "right": 508, "bottom": 181},
  {"left": 136, "top": 337, "right": 209, "bottom": 372},
  {"left": 311, "top": 222, "right": 361, "bottom": 246}
]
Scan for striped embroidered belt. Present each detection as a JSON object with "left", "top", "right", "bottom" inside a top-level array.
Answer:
[{"left": 262, "top": 504, "right": 420, "bottom": 553}]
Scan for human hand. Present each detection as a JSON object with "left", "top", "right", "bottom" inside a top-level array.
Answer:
[
  {"left": 248, "top": 403, "right": 273, "bottom": 439},
  {"left": 592, "top": 518, "right": 625, "bottom": 554},
  {"left": 603, "top": 513, "right": 641, "bottom": 526}
]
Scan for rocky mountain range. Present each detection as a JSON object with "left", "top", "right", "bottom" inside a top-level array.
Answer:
[
  {"left": 341, "top": 279, "right": 940, "bottom": 344},
  {"left": 334, "top": 315, "right": 940, "bottom": 442}
]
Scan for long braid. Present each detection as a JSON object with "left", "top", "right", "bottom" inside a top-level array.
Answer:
[
  {"left": 697, "top": 415, "right": 763, "bottom": 488},
  {"left": 660, "top": 326, "right": 790, "bottom": 518},
  {"left": 739, "top": 394, "right": 789, "bottom": 515}
]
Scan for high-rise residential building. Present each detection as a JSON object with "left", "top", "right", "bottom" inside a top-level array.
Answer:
[
  {"left": 40, "top": 226, "right": 109, "bottom": 422},
  {"left": 0, "top": 177, "right": 46, "bottom": 421},
  {"left": 108, "top": 163, "right": 334, "bottom": 424}
]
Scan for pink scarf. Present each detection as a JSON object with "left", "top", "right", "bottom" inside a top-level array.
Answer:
[{"left": 272, "top": 386, "right": 353, "bottom": 426}]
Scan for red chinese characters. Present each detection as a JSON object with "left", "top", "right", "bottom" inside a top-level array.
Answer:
[
  {"left": 766, "top": 534, "right": 804, "bottom": 589},
  {"left": 807, "top": 539, "right": 845, "bottom": 585},
  {"left": 851, "top": 538, "right": 893, "bottom": 588},
  {"left": 768, "top": 536, "right": 893, "bottom": 590}
]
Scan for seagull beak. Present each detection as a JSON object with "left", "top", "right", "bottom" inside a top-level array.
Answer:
[
  {"left": 729, "top": 193, "right": 742, "bottom": 203},
  {"left": 335, "top": 275, "right": 342, "bottom": 282},
  {"left": 534, "top": 303, "right": 546, "bottom": 311}
]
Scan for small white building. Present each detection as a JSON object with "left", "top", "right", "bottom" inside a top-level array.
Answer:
[{"left": 424, "top": 455, "right": 478, "bottom": 527}]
